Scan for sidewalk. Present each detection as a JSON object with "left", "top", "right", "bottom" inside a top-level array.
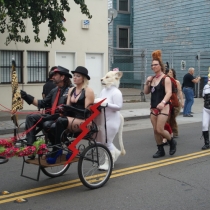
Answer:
[{"left": 0, "top": 97, "right": 204, "bottom": 135}]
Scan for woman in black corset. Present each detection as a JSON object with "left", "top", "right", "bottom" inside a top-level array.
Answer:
[
  {"left": 46, "top": 66, "right": 94, "bottom": 164},
  {"left": 143, "top": 50, "right": 177, "bottom": 158}
]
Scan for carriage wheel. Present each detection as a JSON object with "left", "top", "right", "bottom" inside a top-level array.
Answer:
[
  {"left": 40, "top": 163, "right": 70, "bottom": 178},
  {"left": 0, "top": 156, "right": 9, "bottom": 164},
  {"left": 41, "top": 142, "right": 71, "bottom": 178},
  {"left": 17, "top": 122, "right": 26, "bottom": 140},
  {"left": 78, "top": 144, "right": 113, "bottom": 189},
  {"left": 17, "top": 121, "right": 47, "bottom": 145}
]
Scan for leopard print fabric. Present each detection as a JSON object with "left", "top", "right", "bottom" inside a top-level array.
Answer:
[{"left": 11, "top": 67, "right": 23, "bottom": 112}]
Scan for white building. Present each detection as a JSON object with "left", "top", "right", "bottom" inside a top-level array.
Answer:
[{"left": 0, "top": 0, "right": 108, "bottom": 110}]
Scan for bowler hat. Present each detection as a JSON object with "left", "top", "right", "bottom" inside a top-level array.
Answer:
[
  {"left": 71, "top": 66, "right": 90, "bottom": 80},
  {"left": 52, "top": 66, "right": 72, "bottom": 78}
]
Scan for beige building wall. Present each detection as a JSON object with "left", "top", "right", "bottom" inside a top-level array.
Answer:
[{"left": 0, "top": 0, "right": 108, "bottom": 110}]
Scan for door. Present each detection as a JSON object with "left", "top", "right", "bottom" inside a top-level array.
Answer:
[
  {"left": 86, "top": 53, "right": 103, "bottom": 98},
  {"left": 56, "top": 52, "right": 75, "bottom": 72}
]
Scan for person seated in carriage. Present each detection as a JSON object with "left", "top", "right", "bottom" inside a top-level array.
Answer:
[
  {"left": 45, "top": 66, "right": 95, "bottom": 164},
  {"left": 20, "top": 66, "right": 73, "bottom": 159}
]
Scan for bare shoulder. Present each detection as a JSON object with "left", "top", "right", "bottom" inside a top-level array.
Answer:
[
  {"left": 164, "top": 76, "right": 171, "bottom": 83},
  {"left": 164, "top": 76, "right": 170, "bottom": 80},
  {"left": 85, "top": 87, "right": 94, "bottom": 95}
]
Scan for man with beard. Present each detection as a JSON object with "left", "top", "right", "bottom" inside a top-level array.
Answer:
[{"left": 20, "top": 66, "right": 73, "bottom": 159}]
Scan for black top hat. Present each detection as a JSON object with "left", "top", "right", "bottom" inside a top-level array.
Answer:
[
  {"left": 71, "top": 66, "right": 90, "bottom": 80},
  {"left": 52, "top": 66, "right": 72, "bottom": 78}
]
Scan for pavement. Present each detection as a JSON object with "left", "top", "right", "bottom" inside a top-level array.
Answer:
[{"left": 0, "top": 93, "right": 204, "bottom": 135}]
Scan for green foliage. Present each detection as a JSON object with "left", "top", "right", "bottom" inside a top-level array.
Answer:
[
  {"left": 33, "top": 138, "right": 45, "bottom": 149},
  {"left": 0, "top": 146, "right": 5, "bottom": 153},
  {"left": 0, "top": 0, "right": 92, "bottom": 46}
]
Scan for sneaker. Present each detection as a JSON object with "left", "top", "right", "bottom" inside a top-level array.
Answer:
[{"left": 183, "top": 114, "right": 193, "bottom": 117}]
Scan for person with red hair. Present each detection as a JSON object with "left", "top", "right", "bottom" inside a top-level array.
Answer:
[{"left": 144, "top": 50, "right": 177, "bottom": 158}]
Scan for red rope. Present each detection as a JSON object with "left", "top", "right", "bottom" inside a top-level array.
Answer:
[
  {"left": 17, "top": 116, "right": 44, "bottom": 139},
  {"left": 0, "top": 103, "right": 65, "bottom": 141}
]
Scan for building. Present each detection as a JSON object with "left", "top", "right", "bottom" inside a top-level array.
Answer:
[
  {"left": 0, "top": 0, "right": 108, "bottom": 110},
  {"left": 111, "top": 0, "right": 210, "bottom": 95},
  {"left": 133, "top": 0, "right": 210, "bottom": 81},
  {"left": 109, "top": 0, "right": 136, "bottom": 88}
]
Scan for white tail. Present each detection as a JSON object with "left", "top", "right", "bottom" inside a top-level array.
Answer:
[{"left": 118, "top": 113, "right": 126, "bottom": 155}]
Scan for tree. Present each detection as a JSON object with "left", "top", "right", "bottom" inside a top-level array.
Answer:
[{"left": 0, "top": 0, "right": 92, "bottom": 46}]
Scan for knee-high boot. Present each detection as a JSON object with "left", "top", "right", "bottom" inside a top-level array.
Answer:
[
  {"left": 55, "top": 117, "right": 68, "bottom": 145},
  {"left": 46, "top": 117, "right": 68, "bottom": 164},
  {"left": 201, "top": 131, "right": 210, "bottom": 150}
]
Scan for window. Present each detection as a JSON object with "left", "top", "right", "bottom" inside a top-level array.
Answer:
[
  {"left": 118, "top": 0, "right": 129, "bottom": 12},
  {"left": 118, "top": 27, "right": 130, "bottom": 48},
  {"left": 27, "top": 51, "right": 48, "bottom": 83},
  {"left": 0, "top": 50, "right": 23, "bottom": 84}
]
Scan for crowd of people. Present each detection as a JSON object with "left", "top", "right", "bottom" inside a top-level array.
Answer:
[
  {"left": 143, "top": 50, "right": 209, "bottom": 157},
  {"left": 19, "top": 50, "right": 209, "bottom": 164}
]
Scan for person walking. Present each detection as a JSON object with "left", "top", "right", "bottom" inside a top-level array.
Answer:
[
  {"left": 167, "top": 68, "right": 184, "bottom": 137},
  {"left": 144, "top": 50, "right": 177, "bottom": 158},
  {"left": 201, "top": 72, "right": 210, "bottom": 150},
  {"left": 182, "top": 67, "right": 200, "bottom": 117}
]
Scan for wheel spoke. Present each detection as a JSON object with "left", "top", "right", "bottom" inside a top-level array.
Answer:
[{"left": 78, "top": 144, "right": 113, "bottom": 189}]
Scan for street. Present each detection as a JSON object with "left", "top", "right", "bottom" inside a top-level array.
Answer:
[{"left": 0, "top": 115, "right": 210, "bottom": 210}]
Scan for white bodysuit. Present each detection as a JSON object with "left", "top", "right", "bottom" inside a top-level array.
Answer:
[
  {"left": 202, "top": 84, "right": 210, "bottom": 131},
  {"left": 95, "top": 85, "right": 123, "bottom": 151}
]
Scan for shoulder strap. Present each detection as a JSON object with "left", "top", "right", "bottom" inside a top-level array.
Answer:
[
  {"left": 170, "top": 77, "right": 177, "bottom": 88},
  {"left": 70, "top": 87, "right": 76, "bottom": 97},
  {"left": 162, "top": 75, "right": 177, "bottom": 86}
]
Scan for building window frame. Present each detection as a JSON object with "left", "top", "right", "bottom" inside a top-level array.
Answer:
[
  {"left": 117, "top": 0, "right": 130, "bottom": 13},
  {"left": 0, "top": 50, "right": 23, "bottom": 84},
  {"left": 27, "top": 51, "right": 49, "bottom": 83},
  {"left": 117, "top": 26, "right": 130, "bottom": 48}
]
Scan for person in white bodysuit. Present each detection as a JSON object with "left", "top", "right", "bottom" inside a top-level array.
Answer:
[
  {"left": 201, "top": 71, "right": 210, "bottom": 150},
  {"left": 99, "top": 85, "right": 123, "bottom": 153},
  {"left": 94, "top": 70, "right": 125, "bottom": 170}
]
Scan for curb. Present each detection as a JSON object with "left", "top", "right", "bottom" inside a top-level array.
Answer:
[
  {"left": 0, "top": 112, "right": 192, "bottom": 135},
  {"left": 0, "top": 128, "right": 24, "bottom": 136},
  {"left": 0, "top": 115, "right": 151, "bottom": 135},
  {"left": 124, "top": 115, "right": 150, "bottom": 121}
]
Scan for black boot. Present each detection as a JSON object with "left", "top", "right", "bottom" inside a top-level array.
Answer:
[
  {"left": 55, "top": 117, "right": 68, "bottom": 144},
  {"left": 153, "top": 144, "right": 165, "bottom": 158},
  {"left": 168, "top": 138, "right": 177, "bottom": 155},
  {"left": 201, "top": 131, "right": 210, "bottom": 150}
]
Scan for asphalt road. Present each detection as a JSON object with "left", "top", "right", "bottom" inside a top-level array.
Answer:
[{"left": 0, "top": 117, "right": 210, "bottom": 210}]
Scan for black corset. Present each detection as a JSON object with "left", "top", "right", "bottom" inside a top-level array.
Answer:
[{"left": 204, "top": 93, "right": 210, "bottom": 109}]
